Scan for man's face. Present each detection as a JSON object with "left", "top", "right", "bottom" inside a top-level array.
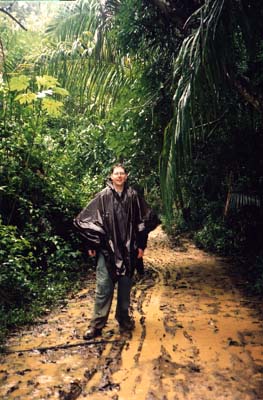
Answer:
[{"left": 110, "top": 167, "right": 128, "bottom": 190}]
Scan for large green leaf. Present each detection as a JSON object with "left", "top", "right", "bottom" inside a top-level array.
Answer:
[
  {"left": 9, "top": 75, "right": 30, "bottom": 91},
  {"left": 42, "top": 98, "right": 63, "bottom": 116},
  {"left": 36, "top": 75, "right": 59, "bottom": 89},
  {"left": 52, "top": 86, "right": 69, "bottom": 96},
  {"left": 15, "top": 92, "right": 37, "bottom": 104}
]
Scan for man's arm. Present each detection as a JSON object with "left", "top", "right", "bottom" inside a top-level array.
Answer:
[
  {"left": 88, "top": 249, "right": 96, "bottom": 257},
  {"left": 135, "top": 191, "right": 160, "bottom": 252},
  {"left": 73, "top": 193, "right": 106, "bottom": 252},
  {"left": 137, "top": 248, "right": 144, "bottom": 259}
]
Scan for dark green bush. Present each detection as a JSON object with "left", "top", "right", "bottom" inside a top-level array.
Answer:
[
  {"left": 0, "top": 219, "right": 37, "bottom": 306},
  {"left": 0, "top": 217, "right": 86, "bottom": 343},
  {"left": 194, "top": 217, "right": 235, "bottom": 255}
]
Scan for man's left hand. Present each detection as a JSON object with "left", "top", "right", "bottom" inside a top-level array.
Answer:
[{"left": 137, "top": 248, "right": 144, "bottom": 259}]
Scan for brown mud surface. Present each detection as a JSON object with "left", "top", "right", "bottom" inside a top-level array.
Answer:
[{"left": 0, "top": 226, "right": 263, "bottom": 400}]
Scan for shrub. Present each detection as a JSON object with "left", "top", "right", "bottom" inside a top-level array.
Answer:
[
  {"left": 194, "top": 217, "right": 235, "bottom": 255},
  {"left": 0, "top": 219, "right": 37, "bottom": 307}
]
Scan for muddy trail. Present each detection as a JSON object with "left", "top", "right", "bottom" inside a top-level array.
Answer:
[{"left": 1, "top": 227, "right": 263, "bottom": 400}]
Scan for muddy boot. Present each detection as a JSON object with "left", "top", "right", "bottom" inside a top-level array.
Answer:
[
  {"left": 118, "top": 317, "right": 135, "bottom": 333},
  {"left": 83, "top": 327, "right": 102, "bottom": 340}
]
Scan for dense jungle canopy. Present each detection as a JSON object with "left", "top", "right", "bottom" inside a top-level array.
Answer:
[{"left": 0, "top": 0, "right": 263, "bottom": 342}]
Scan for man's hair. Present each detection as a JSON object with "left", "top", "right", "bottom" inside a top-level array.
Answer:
[{"left": 110, "top": 163, "right": 128, "bottom": 174}]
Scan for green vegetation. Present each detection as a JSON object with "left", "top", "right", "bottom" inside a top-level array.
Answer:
[{"left": 0, "top": 0, "right": 262, "bottom": 343}]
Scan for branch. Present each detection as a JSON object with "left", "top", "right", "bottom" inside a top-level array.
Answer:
[
  {"left": 151, "top": 0, "right": 201, "bottom": 32},
  {"left": 151, "top": 0, "right": 185, "bottom": 29},
  {"left": 0, "top": 8, "right": 27, "bottom": 31},
  {"left": 0, "top": 37, "right": 5, "bottom": 67},
  {"left": 2, "top": 339, "right": 125, "bottom": 354},
  {"left": 190, "top": 109, "right": 228, "bottom": 132},
  {"left": 232, "top": 76, "right": 263, "bottom": 114}
]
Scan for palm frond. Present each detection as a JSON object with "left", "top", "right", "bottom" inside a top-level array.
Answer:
[
  {"left": 45, "top": 0, "right": 99, "bottom": 42},
  {"left": 160, "top": 0, "right": 253, "bottom": 216},
  {"left": 224, "top": 191, "right": 261, "bottom": 216},
  {"left": 31, "top": 0, "right": 129, "bottom": 116}
]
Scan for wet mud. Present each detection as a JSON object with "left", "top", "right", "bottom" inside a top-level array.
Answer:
[{"left": 0, "top": 226, "right": 263, "bottom": 399}]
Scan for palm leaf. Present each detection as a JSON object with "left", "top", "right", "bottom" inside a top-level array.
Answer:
[
  {"left": 224, "top": 191, "right": 261, "bottom": 216},
  {"left": 160, "top": 0, "right": 252, "bottom": 217},
  {"left": 45, "top": 0, "right": 99, "bottom": 42},
  {"left": 32, "top": 0, "right": 128, "bottom": 116}
]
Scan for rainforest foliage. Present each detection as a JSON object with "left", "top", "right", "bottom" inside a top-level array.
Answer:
[{"left": 0, "top": 0, "right": 263, "bottom": 341}]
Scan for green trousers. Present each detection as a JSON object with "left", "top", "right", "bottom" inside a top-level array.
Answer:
[{"left": 90, "top": 253, "right": 132, "bottom": 329}]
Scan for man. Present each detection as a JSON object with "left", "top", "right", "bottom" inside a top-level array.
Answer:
[{"left": 74, "top": 164, "right": 159, "bottom": 339}]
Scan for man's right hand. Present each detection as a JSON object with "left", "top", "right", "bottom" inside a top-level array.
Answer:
[{"left": 88, "top": 250, "right": 96, "bottom": 257}]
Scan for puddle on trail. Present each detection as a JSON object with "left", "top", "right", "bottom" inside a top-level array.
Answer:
[{"left": 0, "top": 226, "right": 263, "bottom": 400}]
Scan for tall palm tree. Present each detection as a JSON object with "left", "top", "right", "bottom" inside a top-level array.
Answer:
[{"left": 160, "top": 0, "right": 263, "bottom": 217}]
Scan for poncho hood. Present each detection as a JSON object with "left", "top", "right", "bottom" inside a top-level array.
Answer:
[{"left": 105, "top": 178, "right": 128, "bottom": 192}]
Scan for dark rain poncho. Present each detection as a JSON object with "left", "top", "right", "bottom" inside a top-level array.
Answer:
[{"left": 73, "top": 181, "right": 159, "bottom": 280}]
